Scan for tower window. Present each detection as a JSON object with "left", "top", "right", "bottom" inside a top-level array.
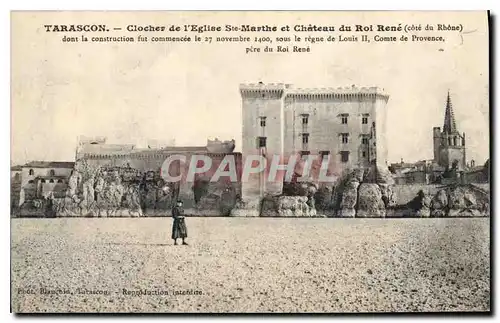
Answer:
[
  {"left": 302, "top": 114, "right": 309, "bottom": 125},
  {"left": 49, "top": 169, "right": 55, "bottom": 176},
  {"left": 453, "top": 137, "right": 457, "bottom": 146},
  {"left": 362, "top": 114, "right": 369, "bottom": 124},
  {"left": 340, "top": 114, "right": 349, "bottom": 124},
  {"left": 340, "top": 151, "right": 350, "bottom": 163},
  {"left": 29, "top": 169, "right": 34, "bottom": 175},
  {"left": 259, "top": 116, "right": 266, "bottom": 127},
  {"left": 362, "top": 151, "right": 367, "bottom": 158},
  {"left": 361, "top": 136, "right": 369, "bottom": 145},
  {"left": 40, "top": 179, "right": 46, "bottom": 183},
  {"left": 302, "top": 133, "right": 309, "bottom": 144},
  {"left": 49, "top": 179, "right": 54, "bottom": 183},
  {"left": 257, "top": 136, "right": 267, "bottom": 148},
  {"left": 341, "top": 133, "right": 349, "bottom": 144},
  {"left": 448, "top": 137, "right": 452, "bottom": 146}
]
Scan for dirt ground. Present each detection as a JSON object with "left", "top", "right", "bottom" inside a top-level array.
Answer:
[{"left": 11, "top": 217, "right": 490, "bottom": 313}]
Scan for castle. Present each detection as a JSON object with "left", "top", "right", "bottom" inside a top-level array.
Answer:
[{"left": 240, "top": 82, "right": 390, "bottom": 206}]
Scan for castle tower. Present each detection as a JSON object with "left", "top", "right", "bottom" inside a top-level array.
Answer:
[
  {"left": 237, "top": 82, "right": 390, "bottom": 216},
  {"left": 435, "top": 91, "right": 466, "bottom": 170},
  {"left": 238, "top": 83, "right": 287, "bottom": 216}
]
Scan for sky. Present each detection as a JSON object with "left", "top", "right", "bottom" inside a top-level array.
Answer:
[{"left": 11, "top": 11, "right": 490, "bottom": 166}]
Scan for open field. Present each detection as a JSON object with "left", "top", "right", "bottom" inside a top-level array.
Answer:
[{"left": 11, "top": 217, "right": 490, "bottom": 313}]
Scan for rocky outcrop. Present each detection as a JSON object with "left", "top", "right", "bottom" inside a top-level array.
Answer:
[
  {"left": 417, "top": 192, "right": 432, "bottom": 218},
  {"left": 430, "top": 189, "right": 448, "bottom": 217},
  {"left": 328, "top": 166, "right": 395, "bottom": 218},
  {"left": 314, "top": 186, "right": 334, "bottom": 211},
  {"left": 446, "top": 185, "right": 489, "bottom": 217},
  {"left": 392, "top": 184, "right": 489, "bottom": 218},
  {"left": 356, "top": 183, "right": 386, "bottom": 218},
  {"left": 338, "top": 181, "right": 359, "bottom": 218},
  {"left": 363, "top": 164, "right": 395, "bottom": 185},
  {"left": 231, "top": 197, "right": 261, "bottom": 217},
  {"left": 379, "top": 184, "right": 397, "bottom": 209},
  {"left": 275, "top": 196, "right": 317, "bottom": 217},
  {"left": 404, "top": 190, "right": 431, "bottom": 218},
  {"left": 40, "top": 163, "right": 177, "bottom": 217}
]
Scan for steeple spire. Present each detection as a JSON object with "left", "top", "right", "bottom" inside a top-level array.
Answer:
[{"left": 443, "top": 90, "right": 458, "bottom": 133}]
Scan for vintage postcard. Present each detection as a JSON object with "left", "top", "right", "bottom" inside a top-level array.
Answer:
[{"left": 10, "top": 11, "right": 490, "bottom": 313}]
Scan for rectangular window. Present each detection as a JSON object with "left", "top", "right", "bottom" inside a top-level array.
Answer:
[
  {"left": 340, "top": 151, "right": 350, "bottom": 163},
  {"left": 259, "top": 117, "right": 266, "bottom": 127},
  {"left": 362, "top": 151, "right": 367, "bottom": 158},
  {"left": 362, "top": 114, "right": 369, "bottom": 125},
  {"left": 341, "top": 133, "right": 349, "bottom": 144},
  {"left": 302, "top": 133, "right": 309, "bottom": 144},
  {"left": 361, "top": 136, "right": 369, "bottom": 145},
  {"left": 340, "top": 114, "right": 349, "bottom": 125},
  {"left": 302, "top": 114, "right": 309, "bottom": 125},
  {"left": 258, "top": 136, "right": 267, "bottom": 148}
]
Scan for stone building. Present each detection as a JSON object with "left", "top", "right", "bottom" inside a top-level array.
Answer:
[
  {"left": 240, "top": 82, "right": 390, "bottom": 204},
  {"left": 391, "top": 91, "right": 486, "bottom": 185},
  {"left": 75, "top": 136, "right": 242, "bottom": 212},
  {"left": 15, "top": 161, "right": 75, "bottom": 207},
  {"left": 433, "top": 91, "right": 467, "bottom": 171},
  {"left": 463, "top": 159, "right": 490, "bottom": 183}
]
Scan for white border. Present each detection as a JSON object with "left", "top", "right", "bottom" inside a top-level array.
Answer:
[{"left": 2, "top": 1, "right": 497, "bottom": 322}]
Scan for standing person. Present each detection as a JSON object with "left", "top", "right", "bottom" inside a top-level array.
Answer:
[{"left": 172, "top": 200, "right": 188, "bottom": 245}]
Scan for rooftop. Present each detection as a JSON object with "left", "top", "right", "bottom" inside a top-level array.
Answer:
[{"left": 22, "top": 161, "right": 75, "bottom": 169}]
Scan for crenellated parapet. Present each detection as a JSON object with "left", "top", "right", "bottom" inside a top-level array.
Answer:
[
  {"left": 285, "top": 86, "right": 389, "bottom": 102},
  {"left": 239, "top": 83, "right": 289, "bottom": 99},
  {"left": 240, "top": 82, "right": 389, "bottom": 101}
]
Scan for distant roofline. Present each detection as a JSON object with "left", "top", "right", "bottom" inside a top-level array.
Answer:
[{"left": 21, "top": 161, "right": 75, "bottom": 169}]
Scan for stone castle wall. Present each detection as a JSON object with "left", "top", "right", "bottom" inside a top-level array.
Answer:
[{"left": 15, "top": 153, "right": 243, "bottom": 218}]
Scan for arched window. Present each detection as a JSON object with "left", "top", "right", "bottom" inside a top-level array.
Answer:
[
  {"left": 57, "top": 179, "right": 63, "bottom": 183},
  {"left": 40, "top": 179, "right": 46, "bottom": 183},
  {"left": 29, "top": 169, "right": 34, "bottom": 175},
  {"left": 49, "top": 169, "right": 55, "bottom": 176},
  {"left": 49, "top": 179, "right": 54, "bottom": 183},
  {"left": 28, "top": 180, "right": 34, "bottom": 184},
  {"left": 453, "top": 137, "right": 457, "bottom": 146}
]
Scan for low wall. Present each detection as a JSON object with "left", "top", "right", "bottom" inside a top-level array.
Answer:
[
  {"left": 392, "top": 184, "right": 442, "bottom": 205},
  {"left": 392, "top": 183, "right": 490, "bottom": 206}
]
